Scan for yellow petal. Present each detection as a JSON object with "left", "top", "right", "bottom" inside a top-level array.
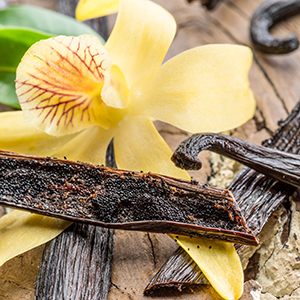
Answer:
[
  {"left": 0, "top": 111, "right": 77, "bottom": 155},
  {"left": 53, "top": 125, "right": 116, "bottom": 165},
  {"left": 0, "top": 210, "right": 71, "bottom": 267},
  {"left": 105, "top": 0, "right": 176, "bottom": 88},
  {"left": 131, "top": 44, "right": 256, "bottom": 133},
  {"left": 76, "top": 0, "right": 119, "bottom": 21},
  {"left": 16, "top": 35, "right": 113, "bottom": 136},
  {"left": 101, "top": 65, "right": 130, "bottom": 109},
  {"left": 170, "top": 235, "right": 243, "bottom": 300},
  {"left": 114, "top": 115, "right": 190, "bottom": 179}
]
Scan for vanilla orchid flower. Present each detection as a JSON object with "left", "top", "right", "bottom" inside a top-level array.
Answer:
[{"left": 0, "top": 0, "right": 255, "bottom": 299}]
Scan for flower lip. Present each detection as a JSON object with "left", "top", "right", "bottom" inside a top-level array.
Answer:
[{"left": 16, "top": 35, "right": 114, "bottom": 136}]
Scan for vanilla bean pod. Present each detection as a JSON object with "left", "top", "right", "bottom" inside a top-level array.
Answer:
[
  {"left": 145, "top": 101, "right": 300, "bottom": 294},
  {"left": 0, "top": 150, "right": 257, "bottom": 246},
  {"left": 172, "top": 133, "right": 300, "bottom": 188},
  {"left": 251, "top": 0, "right": 300, "bottom": 54},
  {"left": 36, "top": 222, "right": 114, "bottom": 300}
]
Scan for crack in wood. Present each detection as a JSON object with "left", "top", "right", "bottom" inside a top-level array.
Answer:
[
  {"left": 5, "top": 279, "right": 33, "bottom": 291},
  {"left": 177, "top": 20, "right": 210, "bottom": 34},
  {"left": 252, "top": 55, "right": 289, "bottom": 115},
  {"left": 110, "top": 280, "right": 134, "bottom": 300},
  {"left": 279, "top": 200, "right": 293, "bottom": 246},
  {"left": 244, "top": 252, "right": 260, "bottom": 281},
  {"left": 225, "top": 0, "right": 249, "bottom": 20},
  {"left": 261, "top": 232, "right": 279, "bottom": 273},
  {"left": 209, "top": 17, "right": 241, "bottom": 43},
  {"left": 253, "top": 108, "right": 273, "bottom": 135},
  {"left": 110, "top": 280, "right": 119, "bottom": 290},
  {"left": 147, "top": 233, "right": 157, "bottom": 269}
]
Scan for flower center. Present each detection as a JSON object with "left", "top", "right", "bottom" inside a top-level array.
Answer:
[{"left": 16, "top": 35, "right": 129, "bottom": 136}]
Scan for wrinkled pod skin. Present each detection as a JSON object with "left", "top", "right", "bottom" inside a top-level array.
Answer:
[
  {"left": 146, "top": 100, "right": 300, "bottom": 294},
  {"left": 186, "top": 0, "right": 222, "bottom": 10},
  {"left": 0, "top": 150, "right": 258, "bottom": 246},
  {"left": 251, "top": 0, "right": 300, "bottom": 54},
  {"left": 172, "top": 132, "right": 300, "bottom": 188}
]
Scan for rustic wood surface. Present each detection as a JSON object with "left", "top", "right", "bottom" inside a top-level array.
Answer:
[{"left": 1, "top": 0, "right": 300, "bottom": 299}]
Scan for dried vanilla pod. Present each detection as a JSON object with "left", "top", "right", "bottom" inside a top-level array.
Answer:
[
  {"left": 36, "top": 223, "right": 114, "bottom": 300},
  {"left": 251, "top": 0, "right": 300, "bottom": 54},
  {"left": 145, "top": 100, "right": 300, "bottom": 294},
  {"left": 144, "top": 247, "right": 208, "bottom": 296},
  {"left": 0, "top": 150, "right": 258, "bottom": 245},
  {"left": 172, "top": 133, "right": 300, "bottom": 188}
]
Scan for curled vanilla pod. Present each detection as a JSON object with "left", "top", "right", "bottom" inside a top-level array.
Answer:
[
  {"left": 144, "top": 100, "right": 300, "bottom": 295},
  {"left": 0, "top": 150, "right": 258, "bottom": 246},
  {"left": 186, "top": 0, "right": 222, "bottom": 10},
  {"left": 251, "top": 0, "right": 300, "bottom": 54},
  {"left": 172, "top": 133, "right": 300, "bottom": 188}
]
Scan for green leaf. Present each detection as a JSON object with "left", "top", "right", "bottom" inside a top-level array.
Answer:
[
  {"left": 0, "top": 72, "right": 19, "bottom": 108},
  {"left": 0, "top": 27, "right": 52, "bottom": 70},
  {"left": 0, "top": 27, "right": 52, "bottom": 108},
  {"left": 0, "top": 5, "right": 105, "bottom": 108},
  {"left": 0, "top": 5, "right": 103, "bottom": 41}
]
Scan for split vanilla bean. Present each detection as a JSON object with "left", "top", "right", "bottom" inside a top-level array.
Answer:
[
  {"left": 145, "top": 101, "right": 300, "bottom": 294},
  {"left": 0, "top": 150, "right": 257, "bottom": 246},
  {"left": 172, "top": 133, "right": 300, "bottom": 188},
  {"left": 250, "top": 0, "right": 300, "bottom": 54}
]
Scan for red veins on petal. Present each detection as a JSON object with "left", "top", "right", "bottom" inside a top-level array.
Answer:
[{"left": 16, "top": 35, "right": 112, "bottom": 136}]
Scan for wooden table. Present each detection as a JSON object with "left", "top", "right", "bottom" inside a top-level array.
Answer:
[{"left": 1, "top": 0, "right": 300, "bottom": 299}]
